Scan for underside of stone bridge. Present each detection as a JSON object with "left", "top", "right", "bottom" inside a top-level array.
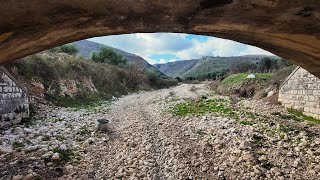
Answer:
[{"left": 0, "top": 0, "right": 319, "bottom": 76}]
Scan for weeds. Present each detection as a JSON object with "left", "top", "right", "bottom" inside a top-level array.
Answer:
[
  {"left": 78, "top": 126, "right": 91, "bottom": 136},
  {"left": 52, "top": 148, "right": 74, "bottom": 162},
  {"left": 56, "top": 135, "right": 66, "bottom": 141},
  {"left": 288, "top": 107, "right": 320, "bottom": 124},
  {"left": 252, "top": 134, "right": 264, "bottom": 145},
  {"left": 271, "top": 112, "right": 301, "bottom": 121},
  {"left": 196, "top": 129, "right": 207, "bottom": 136},
  {"left": 12, "top": 141, "right": 25, "bottom": 149},
  {"left": 171, "top": 97, "right": 238, "bottom": 119},
  {"left": 240, "top": 121, "right": 254, "bottom": 126},
  {"left": 4, "top": 153, "right": 14, "bottom": 161}
]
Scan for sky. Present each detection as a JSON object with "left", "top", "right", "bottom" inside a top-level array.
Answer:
[{"left": 89, "top": 33, "right": 274, "bottom": 64}]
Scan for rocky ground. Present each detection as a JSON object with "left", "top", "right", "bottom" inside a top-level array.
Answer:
[{"left": 1, "top": 83, "right": 320, "bottom": 180}]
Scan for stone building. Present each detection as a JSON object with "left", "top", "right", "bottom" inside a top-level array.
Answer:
[
  {"left": 279, "top": 67, "right": 320, "bottom": 119},
  {"left": 0, "top": 67, "right": 29, "bottom": 128}
]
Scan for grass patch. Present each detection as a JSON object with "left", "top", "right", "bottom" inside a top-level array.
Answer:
[
  {"left": 52, "top": 148, "right": 74, "bottom": 162},
  {"left": 78, "top": 126, "right": 91, "bottom": 136},
  {"left": 288, "top": 107, "right": 320, "bottom": 124},
  {"left": 252, "top": 134, "right": 264, "bottom": 145},
  {"left": 279, "top": 125, "right": 298, "bottom": 133},
  {"left": 220, "top": 73, "right": 273, "bottom": 86},
  {"left": 171, "top": 97, "right": 238, "bottom": 119},
  {"left": 4, "top": 153, "right": 14, "bottom": 161},
  {"left": 12, "top": 141, "right": 25, "bottom": 150},
  {"left": 196, "top": 129, "right": 207, "bottom": 136},
  {"left": 240, "top": 121, "right": 254, "bottom": 126},
  {"left": 56, "top": 135, "right": 66, "bottom": 141},
  {"left": 271, "top": 112, "right": 300, "bottom": 121}
]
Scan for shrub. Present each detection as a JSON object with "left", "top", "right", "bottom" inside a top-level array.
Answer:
[
  {"left": 92, "top": 47, "right": 127, "bottom": 66},
  {"left": 60, "top": 44, "right": 78, "bottom": 55}
]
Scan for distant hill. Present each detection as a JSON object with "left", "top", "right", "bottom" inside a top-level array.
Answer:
[
  {"left": 74, "top": 40, "right": 153, "bottom": 69},
  {"left": 154, "top": 55, "right": 278, "bottom": 78}
]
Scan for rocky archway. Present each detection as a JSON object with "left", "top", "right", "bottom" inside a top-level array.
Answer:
[{"left": 0, "top": 0, "right": 319, "bottom": 76}]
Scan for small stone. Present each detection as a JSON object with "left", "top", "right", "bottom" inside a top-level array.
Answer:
[
  {"left": 258, "top": 155, "right": 267, "bottom": 161},
  {"left": 22, "top": 174, "right": 34, "bottom": 180},
  {"left": 267, "top": 91, "right": 275, "bottom": 98},
  {"left": 12, "top": 175, "right": 24, "bottom": 180},
  {"left": 52, "top": 153, "right": 60, "bottom": 161},
  {"left": 59, "top": 144, "right": 68, "bottom": 150},
  {"left": 25, "top": 146, "right": 39, "bottom": 152},
  {"left": 239, "top": 141, "right": 251, "bottom": 150},
  {"left": 63, "top": 165, "right": 74, "bottom": 175}
]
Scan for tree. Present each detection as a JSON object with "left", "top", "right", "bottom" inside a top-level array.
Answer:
[
  {"left": 91, "top": 47, "right": 127, "bottom": 66},
  {"left": 60, "top": 44, "right": 78, "bottom": 55},
  {"left": 229, "top": 59, "right": 256, "bottom": 73},
  {"left": 175, "top": 77, "right": 183, "bottom": 82}
]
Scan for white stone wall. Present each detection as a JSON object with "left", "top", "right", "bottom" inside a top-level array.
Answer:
[
  {"left": 279, "top": 67, "right": 320, "bottom": 119},
  {"left": 0, "top": 67, "right": 29, "bottom": 128}
]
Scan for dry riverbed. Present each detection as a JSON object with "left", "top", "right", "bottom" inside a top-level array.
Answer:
[{"left": 1, "top": 83, "right": 320, "bottom": 180}]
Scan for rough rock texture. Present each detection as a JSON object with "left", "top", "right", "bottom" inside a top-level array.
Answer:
[
  {"left": 0, "top": 0, "right": 320, "bottom": 76},
  {"left": 0, "top": 67, "right": 29, "bottom": 129},
  {"left": 279, "top": 67, "right": 320, "bottom": 119}
]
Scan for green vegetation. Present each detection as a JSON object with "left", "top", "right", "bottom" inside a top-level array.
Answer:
[
  {"left": 288, "top": 107, "right": 320, "bottom": 124},
  {"left": 271, "top": 112, "right": 300, "bottom": 121},
  {"left": 196, "top": 129, "right": 207, "bottom": 136},
  {"left": 6, "top": 50, "right": 177, "bottom": 108},
  {"left": 12, "top": 141, "right": 25, "bottom": 150},
  {"left": 52, "top": 148, "right": 74, "bottom": 162},
  {"left": 271, "top": 108, "right": 320, "bottom": 125},
  {"left": 92, "top": 47, "right": 127, "bottom": 66},
  {"left": 220, "top": 73, "right": 273, "bottom": 86},
  {"left": 252, "top": 134, "right": 264, "bottom": 145},
  {"left": 278, "top": 125, "right": 297, "bottom": 133},
  {"left": 56, "top": 135, "right": 66, "bottom": 141},
  {"left": 49, "top": 44, "right": 78, "bottom": 55},
  {"left": 240, "top": 120, "right": 254, "bottom": 126},
  {"left": 60, "top": 44, "right": 78, "bottom": 55},
  {"left": 171, "top": 97, "right": 238, "bottom": 119},
  {"left": 78, "top": 126, "right": 91, "bottom": 136}
]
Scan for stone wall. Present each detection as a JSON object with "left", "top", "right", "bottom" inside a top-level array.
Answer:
[
  {"left": 279, "top": 67, "right": 320, "bottom": 119},
  {"left": 0, "top": 67, "right": 29, "bottom": 128}
]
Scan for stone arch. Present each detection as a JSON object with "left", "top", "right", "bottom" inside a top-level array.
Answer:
[{"left": 0, "top": 0, "right": 319, "bottom": 76}]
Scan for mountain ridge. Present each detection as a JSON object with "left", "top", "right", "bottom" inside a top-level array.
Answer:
[
  {"left": 74, "top": 40, "right": 153, "bottom": 69},
  {"left": 154, "top": 55, "right": 278, "bottom": 78}
]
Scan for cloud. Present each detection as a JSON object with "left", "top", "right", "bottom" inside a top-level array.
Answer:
[{"left": 88, "top": 33, "right": 274, "bottom": 64}]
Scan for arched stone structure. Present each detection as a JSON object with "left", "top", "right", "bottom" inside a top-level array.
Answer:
[{"left": 0, "top": 0, "right": 319, "bottom": 76}]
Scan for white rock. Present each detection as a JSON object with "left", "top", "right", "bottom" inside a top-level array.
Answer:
[
  {"left": 258, "top": 155, "right": 267, "bottom": 161},
  {"left": 247, "top": 74, "right": 256, "bottom": 79},
  {"left": 59, "top": 144, "right": 68, "bottom": 150},
  {"left": 267, "top": 91, "right": 275, "bottom": 97},
  {"left": 25, "top": 145, "right": 39, "bottom": 152},
  {"left": 52, "top": 153, "right": 60, "bottom": 161},
  {"left": 239, "top": 141, "right": 251, "bottom": 150},
  {"left": 0, "top": 146, "right": 13, "bottom": 153},
  {"left": 12, "top": 175, "right": 24, "bottom": 180},
  {"left": 22, "top": 173, "right": 34, "bottom": 180},
  {"left": 23, "top": 128, "right": 33, "bottom": 134}
]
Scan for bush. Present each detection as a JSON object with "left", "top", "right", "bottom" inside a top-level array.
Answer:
[
  {"left": 92, "top": 47, "right": 127, "bottom": 66},
  {"left": 60, "top": 44, "right": 78, "bottom": 55}
]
